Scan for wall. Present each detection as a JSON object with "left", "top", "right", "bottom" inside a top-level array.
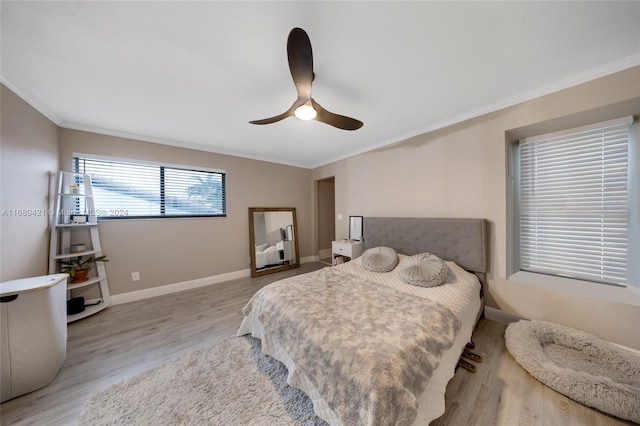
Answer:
[
  {"left": 0, "top": 84, "right": 59, "bottom": 281},
  {"left": 3, "top": 66, "right": 638, "bottom": 349},
  {"left": 316, "top": 177, "right": 335, "bottom": 253},
  {"left": 58, "top": 128, "right": 312, "bottom": 296},
  {"left": 311, "top": 67, "right": 640, "bottom": 350}
]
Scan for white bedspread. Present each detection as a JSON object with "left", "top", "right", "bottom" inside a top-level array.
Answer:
[
  {"left": 238, "top": 254, "right": 481, "bottom": 425},
  {"left": 255, "top": 245, "right": 281, "bottom": 269}
]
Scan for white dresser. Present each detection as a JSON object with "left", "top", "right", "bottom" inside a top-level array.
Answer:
[
  {"left": 0, "top": 274, "right": 68, "bottom": 403},
  {"left": 331, "top": 240, "right": 364, "bottom": 265}
]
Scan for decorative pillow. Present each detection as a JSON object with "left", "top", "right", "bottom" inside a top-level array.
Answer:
[
  {"left": 398, "top": 253, "right": 448, "bottom": 287},
  {"left": 360, "top": 246, "right": 399, "bottom": 272}
]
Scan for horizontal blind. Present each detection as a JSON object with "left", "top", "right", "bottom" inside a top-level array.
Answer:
[
  {"left": 73, "top": 156, "right": 226, "bottom": 218},
  {"left": 519, "top": 117, "right": 631, "bottom": 285}
]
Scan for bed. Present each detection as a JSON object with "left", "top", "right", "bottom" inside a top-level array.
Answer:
[
  {"left": 238, "top": 217, "right": 488, "bottom": 425},
  {"left": 255, "top": 229, "right": 286, "bottom": 269},
  {"left": 254, "top": 244, "right": 281, "bottom": 269}
]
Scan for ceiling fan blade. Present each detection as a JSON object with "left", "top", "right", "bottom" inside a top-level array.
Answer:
[
  {"left": 249, "top": 113, "right": 292, "bottom": 126},
  {"left": 251, "top": 28, "right": 362, "bottom": 131},
  {"left": 249, "top": 99, "right": 306, "bottom": 125},
  {"left": 287, "top": 27, "right": 313, "bottom": 101},
  {"left": 311, "top": 99, "right": 364, "bottom": 131}
]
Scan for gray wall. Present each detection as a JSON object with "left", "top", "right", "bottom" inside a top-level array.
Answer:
[
  {"left": 316, "top": 177, "right": 335, "bottom": 253},
  {"left": 312, "top": 67, "right": 640, "bottom": 350},
  {"left": 0, "top": 84, "right": 59, "bottom": 281},
  {"left": 1, "top": 83, "right": 312, "bottom": 296},
  {"left": 3, "top": 65, "right": 639, "bottom": 350},
  {"left": 58, "top": 128, "right": 312, "bottom": 296}
]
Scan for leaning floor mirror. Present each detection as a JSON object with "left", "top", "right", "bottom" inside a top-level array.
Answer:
[{"left": 249, "top": 207, "right": 300, "bottom": 277}]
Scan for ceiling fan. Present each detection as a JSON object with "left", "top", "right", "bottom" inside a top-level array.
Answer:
[{"left": 250, "top": 27, "right": 363, "bottom": 131}]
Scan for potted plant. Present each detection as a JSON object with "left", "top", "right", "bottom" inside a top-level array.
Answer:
[{"left": 59, "top": 255, "right": 109, "bottom": 283}]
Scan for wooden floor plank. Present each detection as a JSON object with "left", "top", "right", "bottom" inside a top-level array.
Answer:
[
  {"left": 0, "top": 263, "right": 633, "bottom": 426},
  {"left": 432, "top": 320, "right": 633, "bottom": 426}
]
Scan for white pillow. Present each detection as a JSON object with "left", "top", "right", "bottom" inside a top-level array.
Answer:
[
  {"left": 360, "top": 246, "right": 399, "bottom": 272},
  {"left": 398, "top": 253, "right": 448, "bottom": 287},
  {"left": 256, "top": 243, "right": 270, "bottom": 252}
]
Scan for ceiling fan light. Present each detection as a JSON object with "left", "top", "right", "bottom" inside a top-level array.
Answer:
[{"left": 294, "top": 103, "right": 317, "bottom": 120}]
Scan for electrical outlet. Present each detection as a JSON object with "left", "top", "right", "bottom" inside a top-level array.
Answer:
[{"left": 131, "top": 271, "right": 140, "bottom": 281}]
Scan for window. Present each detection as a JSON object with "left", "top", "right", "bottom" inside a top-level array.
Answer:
[
  {"left": 515, "top": 116, "right": 633, "bottom": 287},
  {"left": 73, "top": 155, "right": 226, "bottom": 219}
]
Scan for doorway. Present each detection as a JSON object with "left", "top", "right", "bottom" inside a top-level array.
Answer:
[{"left": 316, "top": 177, "right": 335, "bottom": 264}]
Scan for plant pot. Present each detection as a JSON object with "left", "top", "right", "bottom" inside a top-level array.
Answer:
[{"left": 71, "top": 269, "right": 90, "bottom": 283}]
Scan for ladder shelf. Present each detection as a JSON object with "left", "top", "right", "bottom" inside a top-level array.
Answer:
[{"left": 48, "top": 171, "right": 111, "bottom": 322}]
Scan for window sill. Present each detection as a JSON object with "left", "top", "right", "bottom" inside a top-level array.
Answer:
[{"left": 508, "top": 271, "right": 640, "bottom": 307}]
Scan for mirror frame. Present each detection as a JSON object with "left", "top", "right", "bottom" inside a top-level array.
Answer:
[{"left": 249, "top": 207, "right": 300, "bottom": 277}]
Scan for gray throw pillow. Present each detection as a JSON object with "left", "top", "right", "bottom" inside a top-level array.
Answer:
[
  {"left": 398, "top": 253, "right": 448, "bottom": 287},
  {"left": 360, "top": 246, "right": 399, "bottom": 272}
]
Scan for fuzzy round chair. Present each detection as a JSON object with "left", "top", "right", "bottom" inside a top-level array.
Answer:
[{"left": 505, "top": 320, "right": 640, "bottom": 423}]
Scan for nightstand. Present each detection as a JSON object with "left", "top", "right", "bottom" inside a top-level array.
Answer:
[
  {"left": 276, "top": 240, "right": 295, "bottom": 263},
  {"left": 332, "top": 240, "right": 364, "bottom": 265}
]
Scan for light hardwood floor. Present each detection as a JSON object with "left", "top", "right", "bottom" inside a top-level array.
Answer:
[{"left": 0, "top": 262, "right": 632, "bottom": 426}]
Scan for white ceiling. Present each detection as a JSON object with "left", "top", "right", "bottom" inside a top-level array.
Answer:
[{"left": 2, "top": 1, "right": 639, "bottom": 168}]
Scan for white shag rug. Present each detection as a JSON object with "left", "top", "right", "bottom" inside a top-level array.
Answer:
[
  {"left": 79, "top": 336, "right": 326, "bottom": 425},
  {"left": 505, "top": 319, "right": 640, "bottom": 424}
]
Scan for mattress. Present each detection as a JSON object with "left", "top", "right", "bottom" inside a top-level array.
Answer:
[
  {"left": 238, "top": 254, "right": 482, "bottom": 425},
  {"left": 255, "top": 245, "right": 280, "bottom": 269}
]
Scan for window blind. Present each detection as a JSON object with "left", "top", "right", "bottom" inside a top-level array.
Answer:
[
  {"left": 73, "top": 156, "right": 226, "bottom": 218},
  {"left": 519, "top": 117, "right": 631, "bottom": 286}
]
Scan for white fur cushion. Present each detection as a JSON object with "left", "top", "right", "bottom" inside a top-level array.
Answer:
[
  {"left": 398, "top": 253, "right": 448, "bottom": 287},
  {"left": 360, "top": 246, "right": 399, "bottom": 272},
  {"left": 505, "top": 320, "right": 640, "bottom": 423}
]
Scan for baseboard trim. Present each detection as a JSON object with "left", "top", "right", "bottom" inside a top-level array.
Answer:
[
  {"left": 111, "top": 257, "right": 322, "bottom": 305},
  {"left": 318, "top": 248, "right": 332, "bottom": 259},
  {"left": 484, "top": 306, "right": 640, "bottom": 354},
  {"left": 111, "top": 269, "right": 251, "bottom": 305},
  {"left": 484, "top": 306, "right": 524, "bottom": 324}
]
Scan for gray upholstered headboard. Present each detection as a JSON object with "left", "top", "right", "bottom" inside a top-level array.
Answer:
[
  {"left": 266, "top": 228, "right": 284, "bottom": 245},
  {"left": 363, "top": 217, "right": 488, "bottom": 273}
]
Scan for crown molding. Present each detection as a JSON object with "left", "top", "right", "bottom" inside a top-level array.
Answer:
[
  {"left": 4, "top": 53, "right": 639, "bottom": 171},
  {"left": 1, "top": 74, "right": 64, "bottom": 125},
  {"left": 310, "top": 53, "right": 640, "bottom": 168}
]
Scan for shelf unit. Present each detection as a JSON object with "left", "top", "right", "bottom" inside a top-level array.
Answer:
[{"left": 48, "top": 171, "right": 111, "bottom": 322}]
